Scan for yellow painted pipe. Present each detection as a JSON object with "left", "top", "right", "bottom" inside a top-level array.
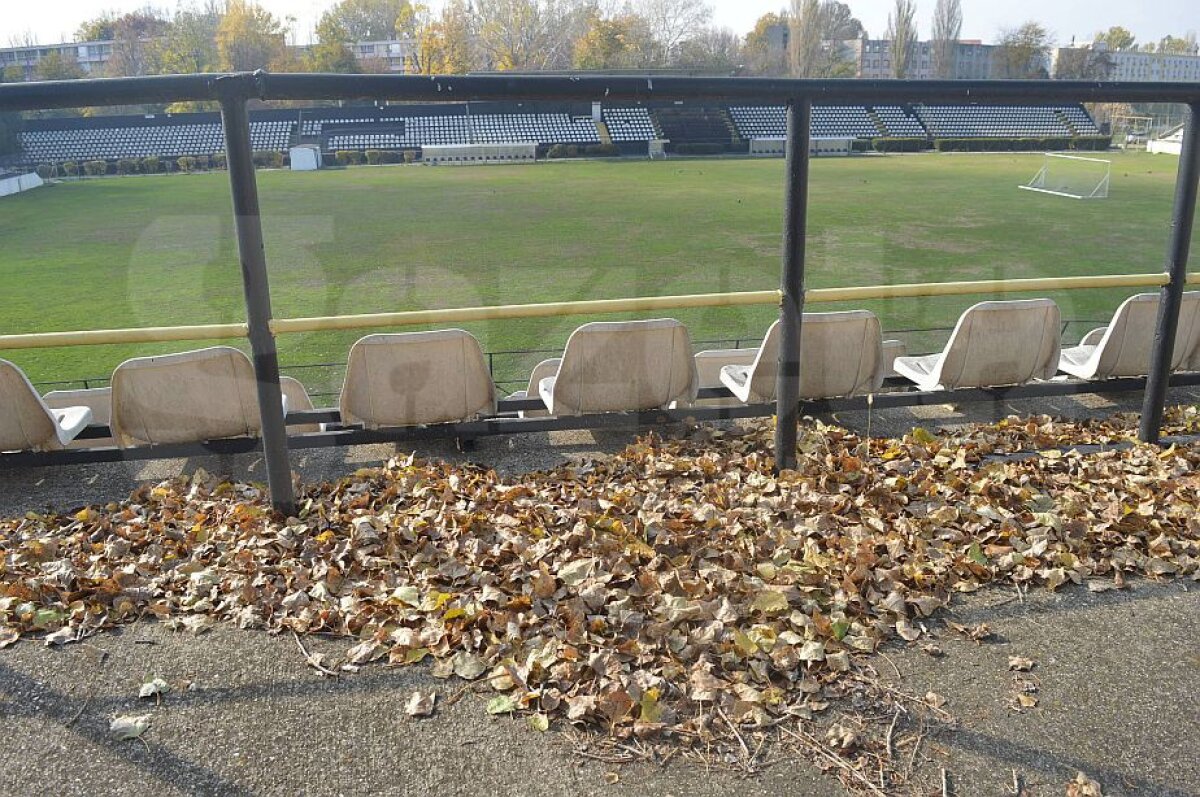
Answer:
[
  {"left": 0, "top": 322, "right": 248, "bottom": 351},
  {"left": 806, "top": 273, "right": 1170, "bottom": 303},
  {"left": 0, "top": 273, "right": 1195, "bottom": 349},
  {"left": 270, "top": 290, "right": 784, "bottom": 334}
]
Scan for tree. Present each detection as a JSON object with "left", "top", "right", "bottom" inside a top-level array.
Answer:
[
  {"left": 310, "top": 15, "right": 361, "bottom": 72},
  {"left": 885, "top": 0, "right": 917, "bottom": 79},
  {"left": 635, "top": 0, "right": 712, "bottom": 62},
  {"left": 216, "top": 0, "right": 288, "bottom": 71},
  {"left": 76, "top": 13, "right": 119, "bottom": 42},
  {"left": 474, "top": 0, "right": 590, "bottom": 71},
  {"left": 820, "top": 1, "right": 863, "bottom": 40},
  {"left": 154, "top": 4, "right": 222, "bottom": 74},
  {"left": 1157, "top": 33, "right": 1199, "bottom": 55},
  {"left": 321, "top": 0, "right": 415, "bottom": 41},
  {"left": 930, "top": 0, "right": 961, "bottom": 78},
  {"left": 1094, "top": 26, "right": 1136, "bottom": 52},
  {"left": 1055, "top": 45, "right": 1113, "bottom": 80},
  {"left": 789, "top": 0, "right": 822, "bottom": 77},
  {"left": 743, "top": 12, "right": 789, "bottom": 76},
  {"left": 573, "top": 12, "right": 659, "bottom": 70},
  {"left": 675, "top": 27, "right": 742, "bottom": 72},
  {"left": 105, "top": 10, "right": 172, "bottom": 76},
  {"left": 33, "top": 51, "right": 86, "bottom": 81},
  {"left": 994, "top": 21, "right": 1051, "bottom": 78},
  {"left": 415, "top": 0, "right": 479, "bottom": 73}
]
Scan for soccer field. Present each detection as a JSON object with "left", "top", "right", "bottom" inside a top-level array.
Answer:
[{"left": 0, "top": 151, "right": 1195, "bottom": 396}]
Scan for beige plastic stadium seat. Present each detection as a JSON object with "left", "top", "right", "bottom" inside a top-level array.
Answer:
[
  {"left": 894, "top": 299, "right": 1061, "bottom": 391},
  {"left": 1059, "top": 292, "right": 1200, "bottom": 380},
  {"left": 280, "top": 376, "right": 322, "bottom": 434},
  {"left": 1, "top": 360, "right": 93, "bottom": 452},
  {"left": 340, "top": 329, "right": 496, "bottom": 428},
  {"left": 110, "top": 347, "right": 263, "bottom": 447},
  {"left": 43, "top": 387, "right": 113, "bottom": 449},
  {"left": 538, "top": 319, "right": 699, "bottom": 416},
  {"left": 717, "top": 311, "right": 888, "bottom": 404},
  {"left": 508, "top": 358, "right": 562, "bottom": 418},
  {"left": 693, "top": 348, "right": 757, "bottom": 408}
]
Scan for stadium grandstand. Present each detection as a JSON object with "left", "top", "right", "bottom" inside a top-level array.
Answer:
[{"left": 1, "top": 101, "right": 1106, "bottom": 169}]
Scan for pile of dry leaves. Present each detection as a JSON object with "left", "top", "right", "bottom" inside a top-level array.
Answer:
[{"left": 1, "top": 408, "right": 1198, "bottom": 753}]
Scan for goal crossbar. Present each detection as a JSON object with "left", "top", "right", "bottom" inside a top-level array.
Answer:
[{"left": 1019, "top": 152, "right": 1112, "bottom": 199}]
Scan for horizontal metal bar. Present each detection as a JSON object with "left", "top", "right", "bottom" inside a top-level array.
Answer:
[
  {"left": 6, "top": 372, "right": 1200, "bottom": 470},
  {"left": 0, "top": 323, "right": 248, "bottom": 351},
  {"left": 3, "top": 73, "right": 1198, "bottom": 114},
  {"left": 807, "top": 273, "right": 1174, "bottom": 303},
  {"left": 5, "top": 276, "right": 1196, "bottom": 350},
  {"left": 270, "top": 291, "right": 782, "bottom": 334}
]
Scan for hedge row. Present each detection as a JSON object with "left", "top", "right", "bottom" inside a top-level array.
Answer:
[
  {"left": 872, "top": 137, "right": 927, "bottom": 153},
  {"left": 671, "top": 143, "right": 726, "bottom": 156},
  {"left": 33, "top": 150, "right": 290, "bottom": 178},
  {"left": 335, "top": 149, "right": 419, "bottom": 166},
  {"left": 933, "top": 136, "right": 1112, "bottom": 152},
  {"left": 547, "top": 143, "right": 621, "bottom": 158}
]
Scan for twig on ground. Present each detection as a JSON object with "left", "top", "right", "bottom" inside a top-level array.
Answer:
[
  {"left": 851, "top": 675, "right": 954, "bottom": 724},
  {"left": 880, "top": 653, "right": 902, "bottom": 680},
  {"left": 714, "top": 706, "right": 753, "bottom": 772},
  {"left": 1011, "top": 768, "right": 1022, "bottom": 795},
  {"left": 65, "top": 694, "right": 91, "bottom": 728},
  {"left": 941, "top": 767, "right": 950, "bottom": 796},
  {"left": 885, "top": 708, "right": 901, "bottom": 759},
  {"left": 292, "top": 631, "right": 339, "bottom": 678},
  {"left": 780, "top": 724, "right": 887, "bottom": 797}
]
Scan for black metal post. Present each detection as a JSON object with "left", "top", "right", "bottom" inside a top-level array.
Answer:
[
  {"left": 774, "top": 98, "right": 812, "bottom": 471},
  {"left": 1140, "top": 102, "right": 1200, "bottom": 443},
  {"left": 218, "top": 77, "right": 297, "bottom": 515}
]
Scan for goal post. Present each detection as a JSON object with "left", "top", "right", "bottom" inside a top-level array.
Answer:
[{"left": 1019, "top": 153, "right": 1111, "bottom": 200}]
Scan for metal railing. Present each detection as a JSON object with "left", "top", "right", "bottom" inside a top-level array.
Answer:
[{"left": 2, "top": 73, "right": 1198, "bottom": 516}]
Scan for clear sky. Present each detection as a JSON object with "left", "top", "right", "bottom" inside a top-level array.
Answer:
[{"left": 2, "top": 0, "right": 1196, "bottom": 48}]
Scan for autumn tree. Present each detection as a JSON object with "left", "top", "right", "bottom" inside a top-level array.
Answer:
[
  {"left": 309, "top": 15, "right": 360, "bottom": 72},
  {"left": 743, "top": 12, "right": 789, "bottom": 76},
  {"left": 930, "top": 0, "right": 960, "bottom": 78},
  {"left": 216, "top": 0, "right": 288, "bottom": 71},
  {"left": 321, "top": 0, "right": 415, "bottom": 41},
  {"left": 789, "top": 0, "right": 822, "bottom": 76},
  {"left": 1094, "top": 26, "right": 1135, "bottom": 52},
  {"left": 105, "top": 10, "right": 172, "bottom": 76},
  {"left": 415, "top": 0, "right": 479, "bottom": 73},
  {"left": 474, "top": 0, "right": 591, "bottom": 71},
  {"left": 993, "top": 21, "right": 1051, "bottom": 78},
  {"left": 1155, "top": 33, "right": 1199, "bottom": 55},
  {"left": 675, "top": 27, "right": 742, "bottom": 72},
  {"left": 0, "top": 69, "right": 22, "bottom": 156},
  {"left": 154, "top": 4, "right": 222, "bottom": 74},
  {"left": 635, "top": 0, "right": 712, "bottom": 63},
  {"left": 885, "top": 0, "right": 917, "bottom": 78},
  {"left": 1054, "top": 45, "right": 1113, "bottom": 80},
  {"left": 76, "top": 13, "right": 119, "bottom": 42},
  {"left": 573, "top": 12, "right": 659, "bottom": 70},
  {"left": 820, "top": 1, "right": 863, "bottom": 39},
  {"left": 33, "top": 51, "right": 86, "bottom": 81}
]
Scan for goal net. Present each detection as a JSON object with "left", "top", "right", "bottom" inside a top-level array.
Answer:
[{"left": 1019, "top": 153, "right": 1111, "bottom": 199}]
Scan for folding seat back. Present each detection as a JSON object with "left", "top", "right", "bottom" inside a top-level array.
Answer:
[
  {"left": 279, "top": 376, "right": 321, "bottom": 434},
  {"left": 1061, "top": 292, "right": 1200, "bottom": 379},
  {"left": 340, "top": 329, "right": 496, "bottom": 429},
  {"left": 540, "top": 319, "right": 698, "bottom": 416},
  {"left": 933, "top": 299, "right": 1060, "bottom": 389},
  {"left": 110, "top": 347, "right": 262, "bottom": 447},
  {"left": 1, "top": 359, "right": 66, "bottom": 452},
  {"left": 735, "top": 311, "right": 886, "bottom": 403},
  {"left": 1176, "top": 292, "right": 1200, "bottom": 371}
]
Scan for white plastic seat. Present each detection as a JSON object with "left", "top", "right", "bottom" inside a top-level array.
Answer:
[
  {"left": 1, "top": 360, "right": 94, "bottom": 452},
  {"left": 894, "top": 299, "right": 1061, "bottom": 391},
  {"left": 1058, "top": 292, "right": 1200, "bottom": 380},
  {"left": 537, "top": 319, "right": 699, "bottom": 416},
  {"left": 110, "top": 346, "right": 264, "bottom": 447},
  {"left": 42, "top": 387, "right": 113, "bottom": 449},
  {"left": 339, "top": 329, "right": 496, "bottom": 428},
  {"left": 508, "top": 358, "right": 562, "bottom": 418},
  {"left": 279, "top": 376, "right": 321, "bottom": 434},
  {"left": 715, "top": 311, "right": 889, "bottom": 404}
]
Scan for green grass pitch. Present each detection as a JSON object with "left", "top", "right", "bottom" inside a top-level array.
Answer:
[{"left": 0, "top": 151, "right": 1195, "bottom": 398}]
